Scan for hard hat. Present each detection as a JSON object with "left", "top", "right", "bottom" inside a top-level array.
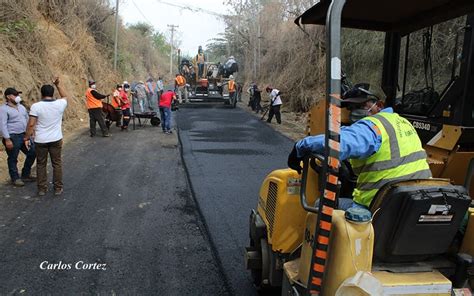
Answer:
[
  {"left": 229, "top": 75, "right": 234, "bottom": 79},
  {"left": 88, "top": 80, "right": 96, "bottom": 86},
  {"left": 229, "top": 56, "right": 234, "bottom": 60},
  {"left": 123, "top": 81, "right": 129, "bottom": 85}
]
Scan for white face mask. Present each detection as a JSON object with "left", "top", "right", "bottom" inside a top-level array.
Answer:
[
  {"left": 14, "top": 96, "right": 22, "bottom": 104},
  {"left": 91, "top": 84, "right": 97, "bottom": 89}
]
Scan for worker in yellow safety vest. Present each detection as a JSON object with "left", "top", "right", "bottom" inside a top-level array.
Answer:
[
  {"left": 196, "top": 45, "right": 206, "bottom": 78},
  {"left": 287, "top": 84, "right": 431, "bottom": 210},
  {"left": 174, "top": 74, "right": 187, "bottom": 104},
  {"left": 85, "top": 80, "right": 111, "bottom": 137}
]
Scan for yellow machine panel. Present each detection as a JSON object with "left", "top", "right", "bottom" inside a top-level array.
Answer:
[
  {"left": 256, "top": 168, "right": 319, "bottom": 253},
  {"left": 372, "top": 271, "right": 452, "bottom": 296},
  {"left": 291, "top": 210, "right": 374, "bottom": 295}
]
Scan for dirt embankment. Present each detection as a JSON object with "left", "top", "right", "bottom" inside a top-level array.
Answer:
[{"left": 0, "top": 3, "right": 110, "bottom": 181}]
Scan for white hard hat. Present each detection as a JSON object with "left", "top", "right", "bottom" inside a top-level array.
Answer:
[
  {"left": 123, "top": 81, "right": 129, "bottom": 85},
  {"left": 229, "top": 75, "right": 234, "bottom": 79}
]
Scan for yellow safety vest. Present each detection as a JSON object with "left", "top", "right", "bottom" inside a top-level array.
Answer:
[
  {"left": 350, "top": 112, "right": 432, "bottom": 207},
  {"left": 197, "top": 53, "right": 205, "bottom": 64}
]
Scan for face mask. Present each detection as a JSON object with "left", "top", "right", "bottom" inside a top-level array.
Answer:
[
  {"left": 14, "top": 96, "right": 22, "bottom": 104},
  {"left": 349, "top": 109, "right": 369, "bottom": 123},
  {"left": 91, "top": 84, "right": 97, "bottom": 89}
]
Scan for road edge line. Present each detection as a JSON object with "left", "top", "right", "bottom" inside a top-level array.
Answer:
[{"left": 176, "top": 127, "right": 235, "bottom": 296}]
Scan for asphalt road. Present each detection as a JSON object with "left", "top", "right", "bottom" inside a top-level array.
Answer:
[
  {"left": 177, "top": 104, "right": 294, "bottom": 296},
  {"left": 0, "top": 124, "right": 228, "bottom": 294}
]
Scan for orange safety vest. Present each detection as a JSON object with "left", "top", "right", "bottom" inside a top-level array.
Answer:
[
  {"left": 175, "top": 75, "right": 186, "bottom": 86},
  {"left": 111, "top": 90, "right": 121, "bottom": 109},
  {"left": 85, "top": 88, "right": 102, "bottom": 109},
  {"left": 228, "top": 80, "right": 236, "bottom": 92}
]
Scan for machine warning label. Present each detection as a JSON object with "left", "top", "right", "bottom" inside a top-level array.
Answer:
[{"left": 287, "top": 178, "right": 301, "bottom": 195}]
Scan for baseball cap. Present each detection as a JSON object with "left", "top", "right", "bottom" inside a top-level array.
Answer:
[{"left": 4, "top": 87, "right": 22, "bottom": 98}]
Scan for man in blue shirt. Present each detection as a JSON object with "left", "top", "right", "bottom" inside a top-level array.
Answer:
[
  {"left": 0, "top": 88, "right": 36, "bottom": 186},
  {"left": 287, "top": 86, "right": 431, "bottom": 209}
]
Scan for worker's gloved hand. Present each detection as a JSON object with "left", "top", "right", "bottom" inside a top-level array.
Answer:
[{"left": 288, "top": 144, "right": 303, "bottom": 174}]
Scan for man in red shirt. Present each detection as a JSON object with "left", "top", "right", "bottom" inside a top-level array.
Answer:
[{"left": 159, "top": 90, "right": 176, "bottom": 134}]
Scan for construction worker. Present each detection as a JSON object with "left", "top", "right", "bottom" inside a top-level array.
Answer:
[
  {"left": 174, "top": 73, "right": 187, "bottom": 104},
  {"left": 134, "top": 81, "right": 147, "bottom": 113},
  {"left": 118, "top": 83, "right": 131, "bottom": 131},
  {"left": 85, "top": 80, "right": 110, "bottom": 137},
  {"left": 265, "top": 86, "right": 282, "bottom": 124},
  {"left": 228, "top": 75, "right": 236, "bottom": 103},
  {"left": 196, "top": 45, "right": 206, "bottom": 78},
  {"left": 145, "top": 77, "right": 157, "bottom": 112},
  {"left": 159, "top": 90, "right": 176, "bottom": 134},
  {"left": 110, "top": 85, "right": 123, "bottom": 127},
  {"left": 287, "top": 85, "right": 432, "bottom": 210}
]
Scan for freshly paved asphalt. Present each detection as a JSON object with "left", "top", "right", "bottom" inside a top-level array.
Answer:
[
  {"left": 176, "top": 104, "right": 294, "bottom": 296},
  {"left": 0, "top": 124, "right": 228, "bottom": 294}
]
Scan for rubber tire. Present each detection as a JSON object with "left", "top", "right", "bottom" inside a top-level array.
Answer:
[
  {"left": 249, "top": 237, "right": 262, "bottom": 287},
  {"left": 150, "top": 117, "right": 161, "bottom": 126}
]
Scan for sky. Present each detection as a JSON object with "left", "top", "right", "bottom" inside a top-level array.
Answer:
[{"left": 119, "top": 0, "right": 231, "bottom": 56}]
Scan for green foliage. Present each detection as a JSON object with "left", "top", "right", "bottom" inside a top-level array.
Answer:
[
  {"left": 0, "top": 19, "right": 35, "bottom": 38},
  {"left": 152, "top": 31, "right": 171, "bottom": 57},
  {"left": 128, "top": 22, "right": 154, "bottom": 37}
]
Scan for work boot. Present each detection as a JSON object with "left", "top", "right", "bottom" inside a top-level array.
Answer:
[
  {"left": 22, "top": 175, "right": 36, "bottom": 183},
  {"left": 13, "top": 179, "right": 25, "bottom": 187}
]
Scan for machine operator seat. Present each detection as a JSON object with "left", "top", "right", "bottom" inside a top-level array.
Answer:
[{"left": 368, "top": 178, "right": 471, "bottom": 263}]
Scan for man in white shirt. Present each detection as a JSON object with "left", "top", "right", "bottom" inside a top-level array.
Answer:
[
  {"left": 265, "top": 86, "right": 282, "bottom": 124},
  {"left": 25, "top": 77, "right": 68, "bottom": 196}
]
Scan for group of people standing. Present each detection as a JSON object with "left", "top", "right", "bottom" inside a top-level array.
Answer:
[
  {"left": 86, "top": 77, "right": 167, "bottom": 137},
  {"left": 248, "top": 83, "right": 283, "bottom": 124},
  {"left": 0, "top": 78, "right": 68, "bottom": 196}
]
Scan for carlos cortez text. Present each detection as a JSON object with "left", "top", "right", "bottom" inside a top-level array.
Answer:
[{"left": 39, "top": 261, "right": 107, "bottom": 270}]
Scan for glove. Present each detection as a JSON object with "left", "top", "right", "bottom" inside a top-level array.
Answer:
[{"left": 287, "top": 144, "right": 303, "bottom": 174}]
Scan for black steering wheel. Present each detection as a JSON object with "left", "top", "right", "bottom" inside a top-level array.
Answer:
[{"left": 307, "top": 154, "right": 357, "bottom": 197}]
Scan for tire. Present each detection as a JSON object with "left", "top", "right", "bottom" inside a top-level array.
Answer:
[{"left": 150, "top": 117, "right": 161, "bottom": 126}]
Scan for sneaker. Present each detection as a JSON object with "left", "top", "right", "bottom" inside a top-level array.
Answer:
[
  {"left": 38, "top": 190, "right": 46, "bottom": 197},
  {"left": 13, "top": 179, "right": 25, "bottom": 187},
  {"left": 54, "top": 188, "right": 63, "bottom": 196},
  {"left": 165, "top": 130, "right": 173, "bottom": 134},
  {"left": 103, "top": 133, "right": 111, "bottom": 137},
  {"left": 22, "top": 175, "right": 36, "bottom": 182}
]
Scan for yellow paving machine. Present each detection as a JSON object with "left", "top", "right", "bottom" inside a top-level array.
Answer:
[{"left": 245, "top": 0, "right": 474, "bottom": 294}]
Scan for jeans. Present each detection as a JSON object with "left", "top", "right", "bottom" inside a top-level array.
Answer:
[
  {"left": 177, "top": 86, "right": 188, "bottom": 103},
  {"left": 147, "top": 92, "right": 157, "bottom": 111},
  {"left": 88, "top": 108, "right": 108, "bottom": 136},
  {"left": 198, "top": 63, "right": 204, "bottom": 78},
  {"left": 35, "top": 139, "right": 63, "bottom": 192},
  {"left": 315, "top": 198, "right": 367, "bottom": 211},
  {"left": 3, "top": 133, "right": 36, "bottom": 181},
  {"left": 159, "top": 107, "right": 171, "bottom": 131}
]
